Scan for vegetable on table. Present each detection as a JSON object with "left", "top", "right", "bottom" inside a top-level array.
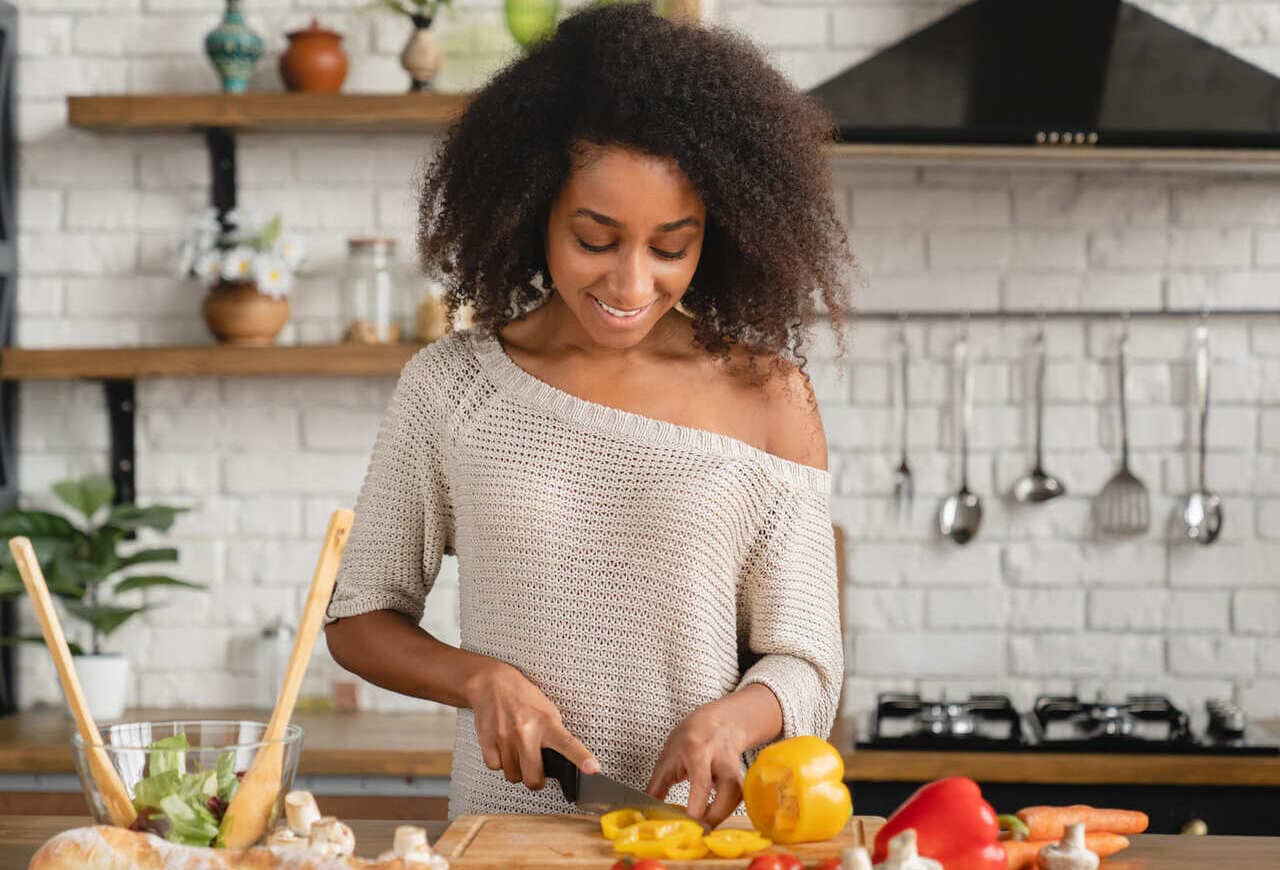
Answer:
[
  {"left": 1015, "top": 806, "right": 1148, "bottom": 841},
  {"left": 127, "top": 733, "right": 242, "bottom": 848},
  {"left": 601, "top": 809, "right": 648, "bottom": 840},
  {"left": 702, "top": 829, "right": 772, "bottom": 859},
  {"left": 1002, "top": 832, "right": 1129, "bottom": 870},
  {"left": 743, "top": 735, "right": 853, "bottom": 844},
  {"left": 872, "top": 777, "right": 1006, "bottom": 870},
  {"left": 613, "top": 819, "right": 705, "bottom": 860},
  {"left": 746, "top": 853, "right": 803, "bottom": 870},
  {"left": 876, "top": 829, "right": 943, "bottom": 870},
  {"left": 1037, "top": 823, "right": 1099, "bottom": 870}
]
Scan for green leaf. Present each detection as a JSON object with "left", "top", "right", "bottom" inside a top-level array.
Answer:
[
  {"left": 148, "top": 733, "right": 189, "bottom": 777},
  {"left": 0, "top": 569, "right": 23, "bottom": 597},
  {"left": 105, "top": 504, "right": 188, "bottom": 533},
  {"left": 158, "top": 793, "right": 219, "bottom": 847},
  {"left": 118, "top": 547, "right": 179, "bottom": 569},
  {"left": 215, "top": 751, "right": 238, "bottom": 803},
  {"left": 0, "top": 511, "right": 80, "bottom": 569},
  {"left": 258, "top": 214, "right": 282, "bottom": 250},
  {"left": 113, "top": 575, "right": 204, "bottom": 595},
  {"left": 0, "top": 634, "right": 83, "bottom": 656},
  {"left": 62, "top": 601, "right": 149, "bottom": 638},
  {"left": 52, "top": 477, "right": 115, "bottom": 521}
]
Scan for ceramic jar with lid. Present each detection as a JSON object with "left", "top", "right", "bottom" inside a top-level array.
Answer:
[{"left": 280, "top": 18, "right": 348, "bottom": 93}]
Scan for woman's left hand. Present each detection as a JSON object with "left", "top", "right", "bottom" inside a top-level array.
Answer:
[{"left": 645, "top": 698, "right": 748, "bottom": 828}]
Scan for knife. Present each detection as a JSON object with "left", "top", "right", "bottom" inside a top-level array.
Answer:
[{"left": 540, "top": 748, "right": 705, "bottom": 828}]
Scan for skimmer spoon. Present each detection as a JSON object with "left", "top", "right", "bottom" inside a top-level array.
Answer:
[
  {"left": 1182, "top": 323, "right": 1223, "bottom": 544},
  {"left": 1013, "top": 328, "right": 1066, "bottom": 503},
  {"left": 938, "top": 337, "right": 982, "bottom": 544},
  {"left": 1096, "top": 331, "right": 1150, "bottom": 535},
  {"left": 891, "top": 326, "right": 914, "bottom": 523}
]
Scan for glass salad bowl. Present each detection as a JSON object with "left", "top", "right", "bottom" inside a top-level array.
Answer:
[{"left": 72, "top": 720, "right": 304, "bottom": 847}]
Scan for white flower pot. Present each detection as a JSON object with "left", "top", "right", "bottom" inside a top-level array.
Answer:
[{"left": 71, "top": 654, "right": 130, "bottom": 722}]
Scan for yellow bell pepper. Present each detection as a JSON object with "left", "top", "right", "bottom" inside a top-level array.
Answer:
[
  {"left": 702, "top": 829, "right": 773, "bottom": 858},
  {"left": 600, "top": 808, "right": 647, "bottom": 840},
  {"left": 664, "top": 829, "right": 711, "bottom": 860},
  {"left": 614, "top": 819, "right": 705, "bottom": 859},
  {"left": 743, "top": 735, "right": 853, "bottom": 845}
]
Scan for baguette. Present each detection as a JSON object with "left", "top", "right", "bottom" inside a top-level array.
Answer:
[{"left": 30, "top": 824, "right": 441, "bottom": 869}]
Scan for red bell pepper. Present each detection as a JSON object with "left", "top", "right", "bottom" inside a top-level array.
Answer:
[{"left": 872, "top": 777, "right": 1006, "bottom": 870}]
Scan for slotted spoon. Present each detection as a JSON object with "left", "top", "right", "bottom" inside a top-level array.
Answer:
[{"left": 1096, "top": 332, "right": 1150, "bottom": 535}]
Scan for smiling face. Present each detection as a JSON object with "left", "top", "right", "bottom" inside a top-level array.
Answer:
[{"left": 543, "top": 144, "right": 706, "bottom": 350}]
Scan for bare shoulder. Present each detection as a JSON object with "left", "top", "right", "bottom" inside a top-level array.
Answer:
[{"left": 758, "top": 356, "right": 828, "bottom": 471}]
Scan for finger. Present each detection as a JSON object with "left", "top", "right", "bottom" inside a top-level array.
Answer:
[
  {"left": 685, "top": 767, "right": 713, "bottom": 821},
  {"left": 545, "top": 724, "right": 600, "bottom": 776},
  {"left": 499, "top": 740, "right": 522, "bottom": 784},
  {"left": 480, "top": 737, "right": 503, "bottom": 773},
  {"left": 517, "top": 727, "right": 546, "bottom": 791},
  {"left": 646, "top": 757, "right": 676, "bottom": 800},
  {"left": 704, "top": 764, "right": 745, "bottom": 828}
]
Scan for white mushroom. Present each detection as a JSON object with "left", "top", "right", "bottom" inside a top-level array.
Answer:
[
  {"left": 267, "top": 826, "right": 307, "bottom": 850},
  {"left": 1038, "top": 822, "right": 1099, "bottom": 870},
  {"left": 394, "top": 825, "right": 429, "bottom": 857},
  {"left": 875, "top": 829, "right": 943, "bottom": 870},
  {"left": 840, "top": 846, "right": 874, "bottom": 870},
  {"left": 308, "top": 816, "right": 356, "bottom": 857},
  {"left": 285, "top": 790, "right": 321, "bottom": 837}
]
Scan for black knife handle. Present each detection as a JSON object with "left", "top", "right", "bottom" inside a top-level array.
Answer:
[{"left": 540, "top": 747, "right": 581, "bottom": 803}]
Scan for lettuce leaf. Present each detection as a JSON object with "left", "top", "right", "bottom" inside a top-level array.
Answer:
[
  {"left": 147, "top": 733, "right": 189, "bottom": 777},
  {"left": 215, "top": 751, "right": 239, "bottom": 803},
  {"left": 157, "top": 793, "right": 220, "bottom": 847}
]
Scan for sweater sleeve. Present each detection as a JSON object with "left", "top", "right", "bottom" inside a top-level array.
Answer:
[
  {"left": 326, "top": 350, "right": 453, "bottom": 624},
  {"left": 735, "top": 485, "right": 844, "bottom": 741}
]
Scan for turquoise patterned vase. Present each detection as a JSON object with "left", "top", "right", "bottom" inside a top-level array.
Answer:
[{"left": 205, "top": 0, "right": 264, "bottom": 93}]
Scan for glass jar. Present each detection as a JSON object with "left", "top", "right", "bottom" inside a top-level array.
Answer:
[
  {"left": 255, "top": 617, "right": 294, "bottom": 712},
  {"left": 342, "top": 237, "right": 402, "bottom": 344},
  {"left": 408, "top": 272, "right": 450, "bottom": 343}
]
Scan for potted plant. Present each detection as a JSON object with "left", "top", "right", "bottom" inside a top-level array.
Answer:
[
  {"left": 0, "top": 476, "right": 200, "bottom": 720},
  {"left": 178, "top": 207, "right": 306, "bottom": 346},
  {"left": 371, "top": 0, "right": 454, "bottom": 91}
]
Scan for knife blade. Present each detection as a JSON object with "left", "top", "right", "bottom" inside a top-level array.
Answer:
[{"left": 540, "top": 748, "right": 704, "bottom": 828}]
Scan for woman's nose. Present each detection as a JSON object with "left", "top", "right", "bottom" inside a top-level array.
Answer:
[{"left": 607, "top": 245, "right": 653, "bottom": 306}]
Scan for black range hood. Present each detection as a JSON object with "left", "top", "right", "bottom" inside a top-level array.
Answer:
[{"left": 808, "top": 0, "right": 1280, "bottom": 148}]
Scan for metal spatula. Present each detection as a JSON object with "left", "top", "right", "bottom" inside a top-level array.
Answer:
[{"left": 1096, "top": 333, "right": 1150, "bottom": 535}]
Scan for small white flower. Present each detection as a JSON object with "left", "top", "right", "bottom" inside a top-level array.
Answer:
[
  {"left": 275, "top": 234, "right": 306, "bottom": 271},
  {"left": 253, "top": 253, "right": 292, "bottom": 297},
  {"left": 220, "top": 246, "right": 257, "bottom": 282},
  {"left": 188, "top": 208, "right": 221, "bottom": 236},
  {"left": 194, "top": 250, "right": 223, "bottom": 285}
]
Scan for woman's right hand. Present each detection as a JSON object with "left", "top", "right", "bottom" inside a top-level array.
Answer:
[{"left": 464, "top": 660, "right": 600, "bottom": 792}]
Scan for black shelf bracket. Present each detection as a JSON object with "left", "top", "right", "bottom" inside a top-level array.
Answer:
[
  {"left": 206, "top": 127, "right": 237, "bottom": 226},
  {"left": 104, "top": 380, "right": 135, "bottom": 507}
]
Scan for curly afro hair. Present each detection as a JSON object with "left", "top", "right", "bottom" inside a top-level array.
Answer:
[{"left": 417, "top": 3, "right": 851, "bottom": 371}]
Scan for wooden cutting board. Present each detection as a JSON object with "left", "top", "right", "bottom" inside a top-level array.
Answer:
[{"left": 433, "top": 814, "right": 885, "bottom": 869}]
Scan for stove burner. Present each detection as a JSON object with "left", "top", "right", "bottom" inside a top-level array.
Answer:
[
  {"left": 867, "top": 692, "right": 1024, "bottom": 748},
  {"left": 1084, "top": 704, "right": 1135, "bottom": 738},
  {"left": 1032, "top": 694, "right": 1192, "bottom": 748}
]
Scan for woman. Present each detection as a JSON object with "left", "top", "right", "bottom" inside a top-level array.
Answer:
[{"left": 324, "top": 5, "right": 852, "bottom": 826}]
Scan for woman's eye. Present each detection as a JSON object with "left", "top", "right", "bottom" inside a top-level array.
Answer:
[{"left": 575, "top": 238, "right": 686, "bottom": 261}]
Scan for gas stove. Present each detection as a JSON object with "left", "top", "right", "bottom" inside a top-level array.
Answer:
[{"left": 859, "top": 692, "right": 1280, "bottom": 755}]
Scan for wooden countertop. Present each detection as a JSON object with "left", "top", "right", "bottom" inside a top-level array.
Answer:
[
  {"left": 6, "top": 707, "right": 1280, "bottom": 786},
  {"left": 5, "top": 816, "right": 1280, "bottom": 869}
]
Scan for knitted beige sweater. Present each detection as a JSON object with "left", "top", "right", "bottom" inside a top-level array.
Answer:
[{"left": 326, "top": 330, "right": 844, "bottom": 819}]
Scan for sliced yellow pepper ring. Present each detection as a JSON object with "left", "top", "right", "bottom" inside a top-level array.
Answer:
[
  {"left": 600, "top": 809, "right": 647, "bottom": 840},
  {"left": 664, "top": 829, "right": 711, "bottom": 860},
  {"left": 614, "top": 819, "right": 705, "bottom": 859},
  {"left": 702, "top": 829, "right": 773, "bottom": 859}
]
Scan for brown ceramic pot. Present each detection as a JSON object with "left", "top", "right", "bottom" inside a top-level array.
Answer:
[
  {"left": 203, "top": 282, "right": 290, "bottom": 346},
  {"left": 280, "top": 18, "right": 348, "bottom": 93}
]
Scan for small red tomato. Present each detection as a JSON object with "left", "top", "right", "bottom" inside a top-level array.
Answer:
[
  {"left": 630, "top": 861, "right": 667, "bottom": 870},
  {"left": 816, "top": 858, "right": 842, "bottom": 870},
  {"left": 748, "top": 854, "right": 804, "bottom": 870},
  {"left": 610, "top": 861, "right": 631, "bottom": 870}
]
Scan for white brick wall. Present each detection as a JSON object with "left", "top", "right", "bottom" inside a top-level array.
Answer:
[{"left": 12, "top": 0, "right": 1280, "bottom": 721}]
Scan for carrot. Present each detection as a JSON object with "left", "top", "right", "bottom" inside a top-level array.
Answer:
[
  {"left": 1003, "top": 833, "right": 1131, "bottom": 870},
  {"left": 1016, "top": 805, "right": 1148, "bottom": 840}
]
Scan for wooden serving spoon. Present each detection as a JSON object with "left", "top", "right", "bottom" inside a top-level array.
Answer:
[
  {"left": 8, "top": 536, "right": 138, "bottom": 827},
  {"left": 219, "top": 508, "right": 354, "bottom": 848}
]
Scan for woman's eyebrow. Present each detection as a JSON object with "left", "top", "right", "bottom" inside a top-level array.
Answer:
[{"left": 572, "top": 208, "right": 701, "bottom": 232}]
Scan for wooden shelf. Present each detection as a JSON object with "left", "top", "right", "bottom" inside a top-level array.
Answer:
[
  {"left": 0, "top": 343, "right": 423, "bottom": 381},
  {"left": 827, "top": 142, "right": 1280, "bottom": 170},
  {"left": 68, "top": 92, "right": 472, "bottom": 133}
]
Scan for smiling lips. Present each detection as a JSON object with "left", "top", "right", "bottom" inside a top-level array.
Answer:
[{"left": 591, "top": 294, "right": 653, "bottom": 321}]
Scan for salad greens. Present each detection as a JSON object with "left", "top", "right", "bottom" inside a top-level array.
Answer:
[{"left": 127, "top": 734, "right": 241, "bottom": 847}]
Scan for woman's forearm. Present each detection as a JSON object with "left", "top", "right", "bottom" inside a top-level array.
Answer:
[
  {"left": 715, "top": 682, "right": 784, "bottom": 752},
  {"left": 325, "top": 609, "right": 505, "bottom": 709}
]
